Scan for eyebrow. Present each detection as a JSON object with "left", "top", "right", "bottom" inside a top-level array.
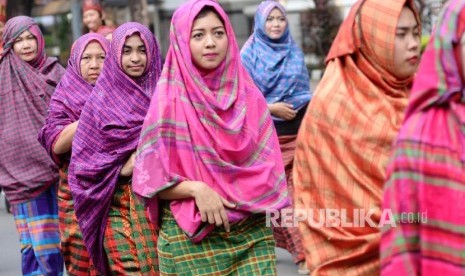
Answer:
[
  {"left": 396, "top": 24, "right": 420, "bottom": 31},
  {"left": 123, "top": 44, "right": 145, "bottom": 49},
  {"left": 191, "top": 26, "right": 225, "bottom": 32}
]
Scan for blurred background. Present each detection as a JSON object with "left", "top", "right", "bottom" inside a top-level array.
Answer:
[{"left": 3, "top": 0, "right": 448, "bottom": 78}]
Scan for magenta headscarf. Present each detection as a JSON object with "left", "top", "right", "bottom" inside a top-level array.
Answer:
[
  {"left": 0, "top": 16, "right": 65, "bottom": 204},
  {"left": 38, "top": 33, "right": 109, "bottom": 165},
  {"left": 133, "top": 0, "right": 289, "bottom": 242},
  {"left": 68, "top": 22, "right": 162, "bottom": 274}
]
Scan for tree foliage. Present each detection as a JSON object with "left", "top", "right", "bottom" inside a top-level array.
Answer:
[{"left": 301, "top": 0, "right": 342, "bottom": 69}]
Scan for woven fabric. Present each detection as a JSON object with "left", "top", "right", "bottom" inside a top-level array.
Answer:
[
  {"left": 292, "top": 0, "right": 420, "bottom": 274},
  {"left": 58, "top": 163, "right": 99, "bottom": 276},
  {"left": 38, "top": 33, "right": 109, "bottom": 166},
  {"left": 381, "top": 1, "right": 465, "bottom": 275},
  {"left": 0, "top": 16, "right": 65, "bottom": 204},
  {"left": 271, "top": 135, "right": 305, "bottom": 264},
  {"left": 241, "top": 0, "right": 311, "bottom": 119},
  {"left": 133, "top": 0, "right": 289, "bottom": 243},
  {"left": 104, "top": 183, "right": 159, "bottom": 275},
  {"left": 13, "top": 185, "right": 64, "bottom": 276},
  {"left": 158, "top": 208, "right": 276, "bottom": 275},
  {"left": 68, "top": 22, "right": 162, "bottom": 274}
]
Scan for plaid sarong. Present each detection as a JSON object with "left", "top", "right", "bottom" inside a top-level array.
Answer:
[
  {"left": 12, "top": 184, "right": 63, "bottom": 276},
  {"left": 104, "top": 183, "right": 159, "bottom": 275},
  {"left": 272, "top": 135, "right": 305, "bottom": 264},
  {"left": 158, "top": 207, "right": 276, "bottom": 275},
  {"left": 58, "top": 163, "right": 99, "bottom": 276}
]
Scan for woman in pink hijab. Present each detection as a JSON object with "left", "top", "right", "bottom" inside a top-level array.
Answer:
[{"left": 133, "top": 0, "right": 289, "bottom": 275}]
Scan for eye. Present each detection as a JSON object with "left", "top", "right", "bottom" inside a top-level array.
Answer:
[
  {"left": 192, "top": 32, "right": 203, "bottom": 39},
  {"left": 123, "top": 48, "right": 131, "bottom": 54},
  {"left": 396, "top": 32, "right": 406, "bottom": 38},
  {"left": 215, "top": 30, "right": 225, "bottom": 37},
  {"left": 266, "top": 17, "right": 273, "bottom": 22}
]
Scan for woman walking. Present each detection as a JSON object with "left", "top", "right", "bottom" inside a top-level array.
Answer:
[
  {"left": 241, "top": 1, "right": 311, "bottom": 273},
  {"left": 0, "top": 16, "right": 65, "bottom": 276},
  {"left": 39, "top": 33, "right": 109, "bottom": 276},
  {"left": 293, "top": 0, "right": 421, "bottom": 274},
  {"left": 68, "top": 23, "right": 162, "bottom": 275},
  {"left": 133, "top": 1, "right": 289, "bottom": 275}
]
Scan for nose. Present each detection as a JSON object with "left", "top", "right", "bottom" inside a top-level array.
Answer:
[
  {"left": 205, "top": 34, "right": 215, "bottom": 48},
  {"left": 89, "top": 57, "right": 99, "bottom": 69},
  {"left": 130, "top": 51, "right": 141, "bottom": 63},
  {"left": 407, "top": 33, "right": 419, "bottom": 52}
]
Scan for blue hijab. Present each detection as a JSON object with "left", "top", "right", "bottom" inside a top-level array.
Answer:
[{"left": 241, "top": 0, "right": 311, "bottom": 121}]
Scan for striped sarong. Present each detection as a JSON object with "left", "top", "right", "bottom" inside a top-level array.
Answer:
[
  {"left": 158, "top": 207, "right": 276, "bottom": 276},
  {"left": 104, "top": 183, "right": 159, "bottom": 275},
  {"left": 272, "top": 135, "right": 305, "bottom": 264},
  {"left": 57, "top": 163, "right": 99, "bottom": 276},
  {"left": 12, "top": 184, "right": 64, "bottom": 276}
]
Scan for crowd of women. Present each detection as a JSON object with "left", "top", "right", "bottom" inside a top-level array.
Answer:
[{"left": 0, "top": 0, "right": 463, "bottom": 275}]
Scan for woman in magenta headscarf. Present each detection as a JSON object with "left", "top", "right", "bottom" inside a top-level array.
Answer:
[
  {"left": 39, "top": 33, "right": 109, "bottom": 276},
  {"left": 381, "top": 0, "right": 465, "bottom": 274},
  {"left": 133, "top": 0, "right": 289, "bottom": 275},
  {"left": 68, "top": 22, "right": 162, "bottom": 275},
  {"left": 0, "top": 16, "right": 65, "bottom": 276}
]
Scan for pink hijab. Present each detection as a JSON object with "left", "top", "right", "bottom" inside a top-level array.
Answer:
[{"left": 133, "top": 0, "right": 289, "bottom": 242}]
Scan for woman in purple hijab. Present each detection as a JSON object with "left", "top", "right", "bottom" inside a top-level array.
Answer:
[
  {"left": 0, "top": 16, "right": 65, "bottom": 276},
  {"left": 68, "top": 22, "right": 162, "bottom": 275},
  {"left": 38, "top": 33, "right": 109, "bottom": 276}
]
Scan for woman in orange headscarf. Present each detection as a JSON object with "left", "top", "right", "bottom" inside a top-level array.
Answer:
[{"left": 293, "top": 0, "right": 421, "bottom": 274}]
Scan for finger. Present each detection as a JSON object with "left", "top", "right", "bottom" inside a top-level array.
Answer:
[
  {"left": 221, "top": 197, "right": 236, "bottom": 209},
  {"left": 207, "top": 211, "right": 216, "bottom": 224},
  {"left": 200, "top": 210, "right": 207, "bottom": 222},
  {"left": 213, "top": 211, "right": 223, "bottom": 227},
  {"left": 220, "top": 209, "right": 230, "bottom": 232}
]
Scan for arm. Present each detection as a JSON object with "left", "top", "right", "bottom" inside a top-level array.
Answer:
[
  {"left": 158, "top": 181, "right": 236, "bottom": 232},
  {"left": 53, "top": 121, "right": 79, "bottom": 155}
]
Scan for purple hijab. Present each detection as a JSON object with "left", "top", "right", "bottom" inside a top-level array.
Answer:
[
  {"left": 68, "top": 22, "right": 162, "bottom": 274},
  {"left": 0, "top": 16, "right": 65, "bottom": 204},
  {"left": 38, "top": 33, "right": 110, "bottom": 165}
]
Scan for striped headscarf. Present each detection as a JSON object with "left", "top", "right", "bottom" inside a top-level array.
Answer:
[
  {"left": 133, "top": 0, "right": 289, "bottom": 242},
  {"left": 38, "top": 33, "right": 109, "bottom": 165},
  {"left": 293, "top": 0, "right": 420, "bottom": 274},
  {"left": 241, "top": 0, "right": 311, "bottom": 117},
  {"left": 381, "top": 1, "right": 465, "bottom": 274},
  {"left": 68, "top": 22, "right": 162, "bottom": 274},
  {"left": 0, "top": 16, "right": 65, "bottom": 204}
]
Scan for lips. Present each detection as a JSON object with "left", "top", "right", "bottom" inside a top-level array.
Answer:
[
  {"left": 203, "top": 53, "right": 218, "bottom": 59},
  {"left": 407, "top": 56, "right": 419, "bottom": 65}
]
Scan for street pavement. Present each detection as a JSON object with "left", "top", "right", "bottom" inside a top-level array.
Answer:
[{"left": 0, "top": 193, "right": 300, "bottom": 276}]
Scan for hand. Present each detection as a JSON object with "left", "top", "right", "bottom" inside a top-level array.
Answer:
[
  {"left": 120, "top": 152, "right": 136, "bottom": 176},
  {"left": 190, "top": 181, "right": 236, "bottom": 232},
  {"left": 269, "top": 102, "right": 297, "bottom": 120}
]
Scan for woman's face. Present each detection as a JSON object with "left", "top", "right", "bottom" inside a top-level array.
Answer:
[
  {"left": 80, "top": 41, "right": 106, "bottom": 85},
  {"left": 392, "top": 7, "right": 421, "bottom": 79},
  {"left": 13, "top": 30, "right": 38, "bottom": 62},
  {"left": 83, "top": 9, "right": 103, "bottom": 32},
  {"left": 121, "top": 34, "right": 147, "bottom": 78},
  {"left": 190, "top": 11, "right": 228, "bottom": 71},
  {"left": 265, "top": 8, "right": 287, "bottom": 40}
]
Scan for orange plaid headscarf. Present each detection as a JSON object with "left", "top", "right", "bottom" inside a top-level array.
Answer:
[{"left": 293, "top": 0, "right": 420, "bottom": 275}]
